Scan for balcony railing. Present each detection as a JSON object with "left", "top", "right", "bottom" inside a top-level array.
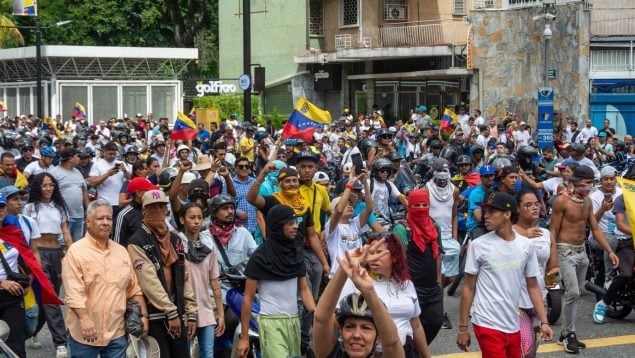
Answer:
[
  {"left": 379, "top": 20, "right": 468, "bottom": 47},
  {"left": 591, "top": 49, "right": 633, "bottom": 72},
  {"left": 335, "top": 34, "right": 372, "bottom": 50}
]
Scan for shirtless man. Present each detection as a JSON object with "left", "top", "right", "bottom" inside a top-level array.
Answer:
[{"left": 550, "top": 165, "right": 618, "bottom": 354}]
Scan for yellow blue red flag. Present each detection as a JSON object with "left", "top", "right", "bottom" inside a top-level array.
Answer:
[
  {"left": 171, "top": 112, "right": 197, "bottom": 140},
  {"left": 12, "top": 0, "right": 37, "bottom": 16},
  {"left": 441, "top": 108, "right": 457, "bottom": 132},
  {"left": 72, "top": 103, "right": 86, "bottom": 119},
  {"left": 282, "top": 96, "right": 332, "bottom": 142},
  {"left": 42, "top": 117, "right": 63, "bottom": 139}
]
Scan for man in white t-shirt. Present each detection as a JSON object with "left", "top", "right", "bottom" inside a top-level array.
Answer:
[
  {"left": 473, "top": 110, "right": 485, "bottom": 126},
  {"left": 513, "top": 123, "right": 531, "bottom": 149},
  {"left": 457, "top": 192, "right": 552, "bottom": 355},
  {"left": 88, "top": 142, "right": 127, "bottom": 219},
  {"left": 324, "top": 174, "right": 373, "bottom": 278},
  {"left": 579, "top": 119, "right": 598, "bottom": 144}
]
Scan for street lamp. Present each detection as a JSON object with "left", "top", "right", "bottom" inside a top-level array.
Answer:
[
  {"left": 0, "top": 20, "right": 71, "bottom": 119},
  {"left": 543, "top": 23, "right": 552, "bottom": 87}
]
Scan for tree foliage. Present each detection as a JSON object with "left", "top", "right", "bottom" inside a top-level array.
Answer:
[{"left": 1, "top": 0, "right": 218, "bottom": 76}]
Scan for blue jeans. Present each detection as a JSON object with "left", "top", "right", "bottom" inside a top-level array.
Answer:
[
  {"left": 68, "top": 334, "right": 127, "bottom": 358},
  {"left": 68, "top": 217, "right": 85, "bottom": 243},
  {"left": 195, "top": 324, "right": 216, "bottom": 358},
  {"left": 301, "top": 250, "right": 322, "bottom": 352}
]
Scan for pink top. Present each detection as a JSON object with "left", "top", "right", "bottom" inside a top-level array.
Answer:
[{"left": 185, "top": 243, "right": 220, "bottom": 327}]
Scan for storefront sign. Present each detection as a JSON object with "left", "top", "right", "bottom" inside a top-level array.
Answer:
[
  {"left": 195, "top": 81, "right": 237, "bottom": 96},
  {"left": 313, "top": 64, "right": 341, "bottom": 91},
  {"left": 504, "top": 0, "right": 580, "bottom": 9},
  {"left": 537, "top": 88, "right": 554, "bottom": 149}
]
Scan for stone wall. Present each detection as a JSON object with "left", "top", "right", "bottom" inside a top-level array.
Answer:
[{"left": 470, "top": 4, "right": 590, "bottom": 126}]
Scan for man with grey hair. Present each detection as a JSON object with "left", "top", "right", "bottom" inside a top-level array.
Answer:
[{"left": 62, "top": 199, "right": 148, "bottom": 357}]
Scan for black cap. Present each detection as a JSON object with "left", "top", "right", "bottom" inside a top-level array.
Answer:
[
  {"left": 60, "top": 148, "right": 79, "bottom": 161},
  {"left": 570, "top": 165, "right": 595, "bottom": 181},
  {"left": 478, "top": 192, "right": 518, "bottom": 214},
  {"left": 296, "top": 150, "right": 318, "bottom": 163},
  {"left": 103, "top": 142, "right": 118, "bottom": 151}
]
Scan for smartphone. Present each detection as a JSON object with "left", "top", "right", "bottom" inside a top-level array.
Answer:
[
  {"left": 114, "top": 163, "right": 122, "bottom": 169},
  {"left": 351, "top": 153, "right": 364, "bottom": 176},
  {"left": 604, "top": 193, "right": 613, "bottom": 203}
]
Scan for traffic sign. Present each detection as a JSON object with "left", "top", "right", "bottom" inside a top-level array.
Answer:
[{"left": 238, "top": 74, "right": 251, "bottom": 91}]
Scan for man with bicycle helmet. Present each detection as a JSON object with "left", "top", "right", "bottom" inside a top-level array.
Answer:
[
  {"left": 23, "top": 145, "right": 55, "bottom": 179},
  {"left": 369, "top": 158, "right": 407, "bottom": 224},
  {"left": 313, "top": 240, "right": 405, "bottom": 358}
]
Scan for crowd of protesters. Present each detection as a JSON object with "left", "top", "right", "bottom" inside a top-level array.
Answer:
[{"left": 0, "top": 105, "right": 631, "bottom": 358}]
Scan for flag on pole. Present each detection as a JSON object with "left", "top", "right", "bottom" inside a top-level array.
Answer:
[
  {"left": 12, "top": 0, "right": 38, "bottom": 16},
  {"left": 42, "top": 117, "right": 63, "bottom": 139},
  {"left": 440, "top": 108, "right": 457, "bottom": 132},
  {"left": 72, "top": 103, "right": 86, "bottom": 119},
  {"left": 282, "top": 96, "right": 332, "bottom": 142},
  {"left": 171, "top": 112, "right": 197, "bottom": 140}
]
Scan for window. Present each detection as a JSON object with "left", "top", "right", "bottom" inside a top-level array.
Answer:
[
  {"left": 61, "top": 86, "right": 88, "bottom": 120},
  {"left": 309, "top": 0, "right": 323, "bottom": 36},
  {"left": 19, "top": 87, "right": 30, "bottom": 117},
  {"left": 151, "top": 86, "right": 175, "bottom": 121},
  {"left": 5, "top": 88, "right": 16, "bottom": 118},
  {"left": 123, "top": 86, "right": 147, "bottom": 120},
  {"left": 93, "top": 86, "right": 118, "bottom": 122},
  {"left": 383, "top": 0, "right": 407, "bottom": 21},
  {"left": 453, "top": 0, "right": 466, "bottom": 14},
  {"left": 341, "top": 0, "right": 359, "bottom": 27}
]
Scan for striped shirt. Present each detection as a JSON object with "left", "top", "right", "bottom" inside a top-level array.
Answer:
[{"left": 232, "top": 175, "right": 258, "bottom": 233}]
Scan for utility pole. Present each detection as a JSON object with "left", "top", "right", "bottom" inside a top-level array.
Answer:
[
  {"left": 243, "top": 0, "right": 251, "bottom": 122},
  {"left": 36, "top": 16, "right": 42, "bottom": 119}
]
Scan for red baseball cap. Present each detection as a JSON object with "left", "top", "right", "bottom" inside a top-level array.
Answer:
[{"left": 127, "top": 177, "right": 158, "bottom": 195}]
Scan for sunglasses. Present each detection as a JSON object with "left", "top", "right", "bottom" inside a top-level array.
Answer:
[
  {"left": 378, "top": 169, "right": 391, "bottom": 173},
  {"left": 237, "top": 164, "right": 250, "bottom": 170},
  {"left": 380, "top": 134, "right": 393, "bottom": 139}
]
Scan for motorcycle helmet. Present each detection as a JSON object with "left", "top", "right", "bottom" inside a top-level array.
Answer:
[
  {"left": 386, "top": 152, "right": 403, "bottom": 162},
  {"left": 614, "top": 141, "right": 626, "bottom": 153},
  {"left": 78, "top": 148, "right": 93, "bottom": 158},
  {"left": 471, "top": 145, "right": 485, "bottom": 156},
  {"left": 157, "top": 167, "right": 178, "bottom": 189},
  {"left": 491, "top": 156, "right": 513, "bottom": 171},
  {"left": 517, "top": 145, "right": 537, "bottom": 163},
  {"left": 376, "top": 128, "right": 392, "bottom": 138},
  {"left": 336, "top": 293, "right": 375, "bottom": 327},
  {"left": 440, "top": 147, "right": 458, "bottom": 164},
  {"left": 371, "top": 158, "right": 393, "bottom": 177},
  {"left": 209, "top": 194, "right": 236, "bottom": 219},
  {"left": 429, "top": 139, "right": 442, "bottom": 150},
  {"left": 1, "top": 131, "right": 21, "bottom": 149},
  {"left": 126, "top": 146, "right": 140, "bottom": 154},
  {"left": 457, "top": 155, "right": 472, "bottom": 166},
  {"left": 358, "top": 139, "right": 376, "bottom": 159}
]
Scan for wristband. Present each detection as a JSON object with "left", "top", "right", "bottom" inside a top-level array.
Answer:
[
  {"left": 345, "top": 183, "right": 354, "bottom": 190},
  {"left": 608, "top": 250, "right": 614, "bottom": 254},
  {"left": 541, "top": 322, "right": 549, "bottom": 326}
]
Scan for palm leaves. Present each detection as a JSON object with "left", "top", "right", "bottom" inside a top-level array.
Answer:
[{"left": 0, "top": 0, "right": 25, "bottom": 48}]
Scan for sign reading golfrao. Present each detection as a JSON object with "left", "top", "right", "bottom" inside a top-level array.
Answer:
[{"left": 196, "top": 80, "right": 238, "bottom": 96}]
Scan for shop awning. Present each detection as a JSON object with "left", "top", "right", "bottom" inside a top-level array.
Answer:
[{"left": 347, "top": 68, "right": 472, "bottom": 80}]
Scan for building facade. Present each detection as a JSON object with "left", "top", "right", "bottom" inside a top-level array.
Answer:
[{"left": 0, "top": 45, "right": 197, "bottom": 123}]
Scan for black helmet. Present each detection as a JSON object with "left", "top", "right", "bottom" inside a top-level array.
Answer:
[
  {"left": 457, "top": 155, "right": 472, "bottom": 166},
  {"left": 471, "top": 145, "right": 485, "bottom": 156},
  {"left": 358, "top": 139, "right": 376, "bottom": 158},
  {"left": 78, "top": 148, "right": 93, "bottom": 158},
  {"left": 429, "top": 139, "right": 442, "bottom": 149},
  {"left": 614, "top": 141, "right": 626, "bottom": 152},
  {"left": 517, "top": 145, "right": 537, "bottom": 162},
  {"left": 126, "top": 146, "right": 140, "bottom": 154},
  {"left": 336, "top": 293, "right": 374, "bottom": 327},
  {"left": 440, "top": 147, "right": 457, "bottom": 163},
  {"left": 158, "top": 167, "right": 178, "bottom": 189},
  {"left": 2, "top": 131, "right": 21, "bottom": 149},
  {"left": 296, "top": 150, "right": 319, "bottom": 163},
  {"left": 386, "top": 152, "right": 403, "bottom": 162},
  {"left": 371, "top": 158, "right": 393, "bottom": 176},
  {"left": 376, "top": 128, "right": 391, "bottom": 137},
  {"left": 209, "top": 194, "right": 236, "bottom": 217}
]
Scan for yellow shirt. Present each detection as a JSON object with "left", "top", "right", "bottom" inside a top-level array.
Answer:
[
  {"left": 62, "top": 234, "right": 142, "bottom": 346},
  {"left": 239, "top": 136, "right": 255, "bottom": 162},
  {"left": 300, "top": 182, "right": 331, "bottom": 234}
]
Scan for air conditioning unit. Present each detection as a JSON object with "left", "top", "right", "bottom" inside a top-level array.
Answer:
[{"left": 386, "top": 6, "right": 406, "bottom": 20}]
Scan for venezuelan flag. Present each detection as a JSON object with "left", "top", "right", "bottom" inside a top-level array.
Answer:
[
  {"left": 441, "top": 108, "right": 457, "bottom": 132},
  {"left": 72, "top": 102, "right": 86, "bottom": 119},
  {"left": 42, "top": 117, "right": 63, "bottom": 139},
  {"left": 171, "top": 111, "right": 197, "bottom": 140},
  {"left": 282, "top": 96, "right": 332, "bottom": 143}
]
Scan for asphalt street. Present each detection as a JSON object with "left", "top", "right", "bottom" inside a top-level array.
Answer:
[{"left": 24, "top": 281, "right": 635, "bottom": 357}]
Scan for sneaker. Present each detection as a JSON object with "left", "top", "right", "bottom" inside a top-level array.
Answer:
[
  {"left": 559, "top": 332, "right": 581, "bottom": 354},
  {"left": 27, "top": 336, "right": 42, "bottom": 349},
  {"left": 593, "top": 300, "right": 608, "bottom": 324},
  {"left": 441, "top": 312, "right": 453, "bottom": 329},
  {"left": 56, "top": 345, "right": 68, "bottom": 358}
]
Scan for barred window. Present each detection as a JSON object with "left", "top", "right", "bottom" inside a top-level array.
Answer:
[
  {"left": 341, "top": 0, "right": 359, "bottom": 27},
  {"left": 453, "top": 0, "right": 466, "bottom": 14},
  {"left": 383, "top": 0, "right": 407, "bottom": 21},
  {"left": 309, "top": 0, "right": 323, "bottom": 36}
]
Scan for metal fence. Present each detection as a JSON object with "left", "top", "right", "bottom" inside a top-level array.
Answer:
[
  {"left": 379, "top": 20, "right": 468, "bottom": 47},
  {"left": 591, "top": 49, "right": 632, "bottom": 72}
]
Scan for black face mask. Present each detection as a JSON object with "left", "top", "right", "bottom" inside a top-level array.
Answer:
[{"left": 185, "top": 239, "right": 212, "bottom": 263}]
